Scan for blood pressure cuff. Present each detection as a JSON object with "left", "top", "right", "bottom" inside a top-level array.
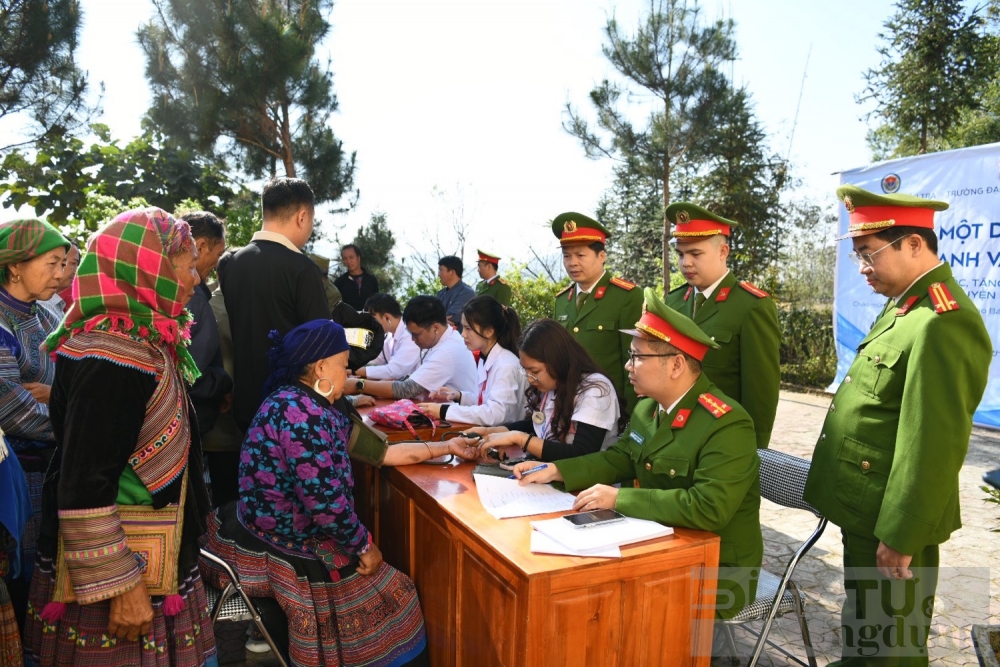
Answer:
[{"left": 347, "top": 412, "right": 388, "bottom": 468}]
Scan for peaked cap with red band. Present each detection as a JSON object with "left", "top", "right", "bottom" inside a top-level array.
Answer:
[
  {"left": 551, "top": 211, "right": 611, "bottom": 246},
  {"left": 621, "top": 287, "right": 720, "bottom": 361},
  {"left": 835, "top": 184, "right": 948, "bottom": 240},
  {"left": 476, "top": 248, "right": 502, "bottom": 263},
  {"left": 666, "top": 202, "right": 738, "bottom": 239}
]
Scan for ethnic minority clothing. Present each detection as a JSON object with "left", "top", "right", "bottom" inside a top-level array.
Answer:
[
  {"left": 24, "top": 560, "right": 216, "bottom": 667},
  {"left": 0, "top": 218, "right": 69, "bottom": 284},
  {"left": 203, "top": 505, "right": 426, "bottom": 667},
  {"left": 237, "top": 383, "right": 370, "bottom": 557},
  {"left": 0, "top": 285, "right": 60, "bottom": 442},
  {"left": 45, "top": 207, "right": 199, "bottom": 385},
  {"left": 0, "top": 576, "right": 22, "bottom": 667},
  {"left": 24, "top": 347, "right": 213, "bottom": 665}
]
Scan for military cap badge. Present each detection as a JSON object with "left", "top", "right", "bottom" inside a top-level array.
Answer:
[
  {"left": 676, "top": 210, "right": 690, "bottom": 224},
  {"left": 564, "top": 220, "right": 577, "bottom": 232}
]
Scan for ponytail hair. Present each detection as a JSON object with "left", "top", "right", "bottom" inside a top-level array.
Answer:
[{"left": 462, "top": 295, "right": 522, "bottom": 353}]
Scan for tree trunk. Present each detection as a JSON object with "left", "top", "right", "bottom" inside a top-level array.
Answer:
[
  {"left": 661, "top": 156, "right": 671, "bottom": 294},
  {"left": 280, "top": 102, "right": 296, "bottom": 177}
]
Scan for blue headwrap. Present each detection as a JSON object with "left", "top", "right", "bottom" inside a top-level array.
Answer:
[{"left": 262, "top": 319, "right": 350, "bottom": 397}]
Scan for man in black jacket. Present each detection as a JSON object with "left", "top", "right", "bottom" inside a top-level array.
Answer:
[
  {"left": 334, "top": 243, "right": 380, "bottom": 310},
  {"left": 221, "top": 177, "right": 330, "bottom": 431}
]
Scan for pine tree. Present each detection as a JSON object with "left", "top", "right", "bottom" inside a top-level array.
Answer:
[
  {"left": 860, "top": 0, "right": 997, "bottom": 157},
  {"left": 138, "top": 0, "right": 356, "bottom": 204},
  {"left": 564, "top": 0, "right": 735, "bottom": 287}
]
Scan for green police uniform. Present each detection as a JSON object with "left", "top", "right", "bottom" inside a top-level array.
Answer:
[
  {"left": 803, "top": 187, "right": 992, "bottom": 665},
  {"left": 475, "top": 276, "right": 511, "bottom": 306},
  {"left": 551, "top": 212, "right": 644, "bottom": 412},
  {"left": 664, "top": 203, "right": 780, "bottom": 449},
  {"left": 556, "top": 290, "right": 762, "bottom": 619}
]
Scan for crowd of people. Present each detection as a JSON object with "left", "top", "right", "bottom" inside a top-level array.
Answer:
[{"left": 0, "top": 176, "right": 988, "bottom": 667}]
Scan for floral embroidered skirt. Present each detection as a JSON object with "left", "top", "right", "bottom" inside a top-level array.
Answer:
[
  {"left": 22, "top": 558, "right": 217, "bottom": 667},
  {"left": 200, "top": 506, "right": 426, "bottom": 667}
]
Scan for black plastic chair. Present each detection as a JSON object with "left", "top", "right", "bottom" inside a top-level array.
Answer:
[{"left": 718, "top": 448, "right": 828, "bottom": 667}]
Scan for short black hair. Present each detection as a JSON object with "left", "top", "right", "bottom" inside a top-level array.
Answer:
[
  {"left": 261, "top": 177, "right": 315, "bottom": 219},
  {"left": 364, "top": 293, "right": 402, "bottom": 318},
  {"left": 181, "top": 211, "right": 225, "bottom": 242},
  {"left": 341, "top": 243, "right": 362, "bottom": 261},
  {"left": 402, "top": 295, "right": 448, "bottom": 327},
  {"left": 438, "top": 255, "right": 463, "bottom": 278},
  {"left": 871, "top": 226, "right": 938, "bottom": 254}
]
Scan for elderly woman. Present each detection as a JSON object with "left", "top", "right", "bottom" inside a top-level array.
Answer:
[
  {"left": 23, "top": 208, "right": 216, "bottom": 666},
  {"left": 0, "top": 218, "right": 69, "bottom": 639},
  {"left": 201, "top": 319, "right": 429, "bottom": 667}
]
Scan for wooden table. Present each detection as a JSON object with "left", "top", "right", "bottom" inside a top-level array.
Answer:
[{"left": 350, "top": 407, "right": 720, "bottom": 666}]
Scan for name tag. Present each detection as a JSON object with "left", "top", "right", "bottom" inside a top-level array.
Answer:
[
  {"left": 557, "top": 314, "right": 568, "bottom": 322},
  {"left": 629, "top": 430, "right": 644, "bottom": 446}
]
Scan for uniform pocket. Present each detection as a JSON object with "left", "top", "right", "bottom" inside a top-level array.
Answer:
[
  {"left": 833, "top": 436, "right": 892, "bottom": 514},
  {"left": 650, "top": 456, "right": 691, "bottom": 484},
  {"left": 853, "top": 342, "right": 903, "bottom": 399},
  {"left": 702, "top": 328, "right": 734, "bottom": 345},
  {"left": 585, "top": 320, "right": 617, "bottom": 333}
]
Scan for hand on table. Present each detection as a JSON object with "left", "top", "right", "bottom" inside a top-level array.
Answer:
[
  {"left": 876, "top": 541, "right": 913, "bottom": 580},
  {"left": 446, "top": 437, "right": 482, "bottom": 460},
  {"left": 476, "top": 430, "right": 526, "bottom": 459},
  {"left": 357, "top": 543, "right": 383, "bottom": 576},
  {"left": 572, "top": 484, "right": 619, "bottom": 512},
  {"left": 427, "top": 386, "right": 460, "bottom": 403},
  {"left": 108, "top": 579, "right": 153, "bottom": 641},
  {"left": 416, "top": 402, "right": 443, "bottom": 418},
  {"left": 352, "top": 394, "right": 376, "bottom": 408}
]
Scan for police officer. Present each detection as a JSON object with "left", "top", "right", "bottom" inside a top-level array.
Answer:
[
  {"left": 804, "top": 185, "right": 992, "bottom": 665},
  {"left": 664, "top": 203, "right": 780, "bottom": 449},
  {"left": 551, "top": 212, "right": 643, "bottom": 411},
  {"left": 474, "top": 249, "right": 512, "bottom": 306},
  {"left": 515, "top": 287, "right": 762, "bottom": 619}
]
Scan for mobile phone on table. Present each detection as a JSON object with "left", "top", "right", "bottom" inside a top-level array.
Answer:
[{"left": 563, "top": 509, "right": 626, "bottom": 528}]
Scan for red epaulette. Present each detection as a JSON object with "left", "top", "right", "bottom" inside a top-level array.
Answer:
[
  {"left": 697, "top": 393, "right": 732, "bottom": 419},
  {"left": 895, "top": 295, "right": 919, "bottom": 316},
  {"left": 739, "top": 281, "right": 769, "bottom": 298},
  {"left": 556, "top": 283, "right": 573, "bottom": 297},
  {"left": 683, "top": 286, "right": 693, "bottom": 302},
  {"left": 610, "top": 276, "right": 637, "bottom": 291},
  {"left": 671, "top": 409, "right": 691, "bottom": 429},
  {"left": 928, "top": 282, "right": 960, "bottom": 314}
]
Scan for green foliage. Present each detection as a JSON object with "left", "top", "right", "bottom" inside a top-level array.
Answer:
[
  {"left": 777, "top": 199, "right": 837, "bottom": 306},
  {"left": 860, "top": 0, "right": 998, "bottom": 157},
  {"left": 139, "top": 0, "right": 356, "bottom": 205},
  {"left": 0, "top": 124, "right": 243, "bottom": 226},
  {"left": 596, "top": 164, "right": 664, "bottom": 289},
  {"left": 778, "top": 306, "right": 836, "bottom": 388},
  {"left": 0, "top": 0, "right": 94, "bottom": 147},
  {"left": 349, "top": 212, "right": 403, "bottom": 294},
  {"left": 982, "top": 484, "right": 1000, "bottom": 532},
  {"left": 503, "top": 266, "right": 570, "bottom": 325}
]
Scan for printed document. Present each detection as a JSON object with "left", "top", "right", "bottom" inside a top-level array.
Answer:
[{"left": 473, "top": 474, "right": 577, "bottom": 519}]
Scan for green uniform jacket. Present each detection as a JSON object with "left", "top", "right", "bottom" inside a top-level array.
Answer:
[
  {"left": 556, "top": 373, "right": 763, "bottom": 619},
  {"left": 475, "top": 277, "right": 512, "bottom": 306},
  {"left": 666, "top": 273, "right": 780, "bottom": 449},
  {"left": 553, "top": 272, "right": 643, "bottom": 412},
  {"left": 803, "top": 263, "right": 991, "bottom": 556}
]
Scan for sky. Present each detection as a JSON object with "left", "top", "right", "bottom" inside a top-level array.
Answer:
[{"left": 6, "top": 0, "right": 897, "bottom": 267}]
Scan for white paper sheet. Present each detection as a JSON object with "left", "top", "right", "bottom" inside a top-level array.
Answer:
[
  {"left": 529, "top": 531, "right": 621, "bottom": 558},
  {"left": 473, "top": 474, "right": 577, "bottom": 519},
  {"left": 530, "top": 516, "right": 673, "bottom": 552}
]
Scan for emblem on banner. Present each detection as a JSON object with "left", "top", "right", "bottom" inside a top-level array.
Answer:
[{"left": 881, "top": 173, "right": 901, "bottom": 194}]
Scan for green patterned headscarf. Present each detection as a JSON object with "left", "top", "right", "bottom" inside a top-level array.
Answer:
[
  {"left": 0, "top": 218, "right": 71, "bottom": 283},
  {"left": 45, "top": 207, "right": 201, "bottom": 383}
]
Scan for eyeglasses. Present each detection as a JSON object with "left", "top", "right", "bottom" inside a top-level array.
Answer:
[
  {"left": 408, "top": 325, "right": 430, "bottom": 341},
  {"left": 848, "top": 236, "right": 908, "bottom": 266},
  {"left": 628, "top": 350, "right": 683, "bottom": 365},
  {"left": 520, "top": 367, "right": 546, "bottom": 383}
]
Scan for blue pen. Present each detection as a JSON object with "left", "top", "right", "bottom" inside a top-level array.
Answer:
[{"left": 508, "top": 463, "right": 548, "bottom": 480}]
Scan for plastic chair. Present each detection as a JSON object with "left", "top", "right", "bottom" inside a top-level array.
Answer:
[
  {"left": 718, "top": 448, "right": 828, "bottom": 667},
  {"left": 199, "top": 548, "right": 289, "bottom": 667}
]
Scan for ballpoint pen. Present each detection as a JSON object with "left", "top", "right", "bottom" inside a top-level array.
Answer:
[{"left": 509, "top": 463, "right": 548, "bottom": 479}]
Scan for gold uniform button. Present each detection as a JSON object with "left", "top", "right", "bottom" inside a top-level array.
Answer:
[
  {"left": 669, "top": 469, "right": 676, "bottom": 476},
  {"left": 644, "top": 462, "right": 652, "bottom": 471},
  {"left": 861, "top": 460, "right": 871, "bottom": 471},
  {"left": 598, "top": 325, "right": 603, "bottom": 330},
  {"left": 829, "top": 403, "right": 836, "bottom": 412},
  {"left": 820, "top": 433, "right": 826, "bottom": 440},
  {"left": 573, "top": 327, "right": 579, "bottom": 333},
  {"left": 874, "top": 355, "right": 881, "bottom": 363},
  {"left": 844, "top": 376, "right": 852, "bottom": 384},
  {"left": 710, "top": 336, "right": 715, "bottom": 341}
]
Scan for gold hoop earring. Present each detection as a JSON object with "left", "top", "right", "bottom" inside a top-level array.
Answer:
[
  {"left": 313, "top": 377, "right": 335, "bottom": 397},
  {"left": 11, "top": 274, "right": 19, "bottom": 283}
]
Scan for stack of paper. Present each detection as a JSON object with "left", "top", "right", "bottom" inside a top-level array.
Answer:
[
  {"left": 473, "top": 474, "right": 577, "bottom": 519},
  {"left": 529, "top": 516, "right": 673, "bottom": 557}
]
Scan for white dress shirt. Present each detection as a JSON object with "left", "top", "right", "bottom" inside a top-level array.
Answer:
[
  {"left": 407, "top": 326, "right": 478, "bottom": 400},
  {"left": 365, "top": 323, "right": 420, "bottom": 381},
  {"left": 533, "top": 373, "right": 621, "bottom": 450}
]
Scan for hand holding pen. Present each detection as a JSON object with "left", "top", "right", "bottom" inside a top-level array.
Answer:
[{"left": 509, "top": 461, "right": 563, "bottom": 485}]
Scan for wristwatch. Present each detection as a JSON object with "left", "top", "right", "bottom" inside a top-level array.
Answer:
[{"left": 355, "top": 379, "right": 366, "bottom": 393}]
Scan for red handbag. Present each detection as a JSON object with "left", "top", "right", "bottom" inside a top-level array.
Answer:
[{"left": 367, "top": 399, "right": 440, "bottom": 438}]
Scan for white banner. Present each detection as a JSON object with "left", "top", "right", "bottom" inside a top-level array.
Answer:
[{"left": 834, "top": 143, "right": 1000, "bottom": 427}]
